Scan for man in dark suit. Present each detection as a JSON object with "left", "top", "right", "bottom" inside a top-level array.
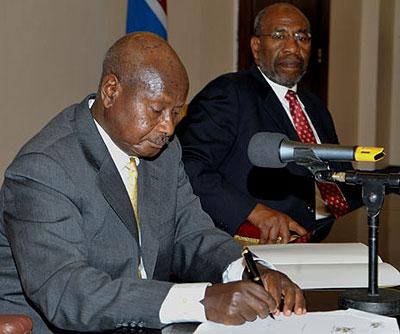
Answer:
[
  {"left": 0, "top": 32, "right": 305, "bottom": 333},
  {"left": 177, "top": 3, "right": 360, "bottom": 244}
]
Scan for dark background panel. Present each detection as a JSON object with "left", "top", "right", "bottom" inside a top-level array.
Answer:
[{"left": 238, "top": 0, "right": 330, "bottom": 103}]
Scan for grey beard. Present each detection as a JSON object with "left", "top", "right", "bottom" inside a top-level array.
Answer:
[{"left": 260, "top": 64, "right": 306, "bottom": 88}]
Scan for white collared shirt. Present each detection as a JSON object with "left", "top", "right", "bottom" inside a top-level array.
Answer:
[
  {"left": 257, "top": 68, "right": 331, "bottom": 219},
  {"left": 93, "top": 118, "right": 140, "bottom": 200}
]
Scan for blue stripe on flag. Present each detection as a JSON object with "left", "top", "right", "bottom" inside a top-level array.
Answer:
[{"left": 126, "top": 0, "right": 167, "bottom": 40}]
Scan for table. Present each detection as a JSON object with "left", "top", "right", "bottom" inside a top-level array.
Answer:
[
  {"left": 103, "top": 194, "right": 400, "bottom": 333},
  {"left": 107, "top": 287, "right": 400, "bottom": 333}
]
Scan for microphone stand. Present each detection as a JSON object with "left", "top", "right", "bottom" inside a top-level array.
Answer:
[{"left": 293, "top": 148, "right": 400, "bottom": 317}]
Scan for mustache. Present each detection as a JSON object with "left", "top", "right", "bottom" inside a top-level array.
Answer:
[
  {"left": 151, "top": 134, "right": 170, "bottom": 146},
  {"left": 277, "top": 55, "right": 305, "bottom": 67}
]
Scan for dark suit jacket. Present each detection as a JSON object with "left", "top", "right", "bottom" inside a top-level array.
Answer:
[
  {"left": 176, "top": 64, "right": 360, "bottom": 235},
  {"left": 0, "top": 94, "right": 243, "bottom": 333}
]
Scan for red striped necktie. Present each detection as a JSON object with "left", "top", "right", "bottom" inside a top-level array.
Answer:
[{"left": 285, "top": 90, "right": 350, "bottom": 218}]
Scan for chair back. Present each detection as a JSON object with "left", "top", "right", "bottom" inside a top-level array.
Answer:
[{"left": 0, "top": 315, "right": 33, "bottom": 334}]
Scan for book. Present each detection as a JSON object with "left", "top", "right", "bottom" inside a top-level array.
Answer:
[{"left": 248, "top": 243, "right": 400, "bottom": 289}]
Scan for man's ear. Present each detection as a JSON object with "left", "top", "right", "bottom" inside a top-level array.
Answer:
[
  {"left": 250, "top": 36, "right": 260, "bottom": 64},
  {"left": 101, "top": 74, "right": 120, "bottom": 108}
]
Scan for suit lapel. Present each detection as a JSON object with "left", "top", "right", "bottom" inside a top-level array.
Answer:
[
  {"left": 249, "top": 65, "right": 300, "bottom": 140},
  {"left": 97, "top": 158, "right": 138, "bottom": 239},
  {"left": 137, "top": 158, "right": 161, "bottom": 278},
  {"left": 74, "top": 95, "right": 139, "bottom": 240},
  {"left": 264, "top": 92, "right": 300, "bottom": 140},
  {"left": 250, "top": 66, "right": 328, "bottom": 142},
  {"left": 74, "top": 95, "right": 165, "bottom": 278}
]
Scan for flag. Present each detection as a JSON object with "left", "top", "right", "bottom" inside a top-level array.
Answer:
[{"left": 126, "top": 0, "right": 167, "bottom": 40}]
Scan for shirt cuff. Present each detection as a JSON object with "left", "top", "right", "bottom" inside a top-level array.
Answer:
[
  {"left": 222, "top": 257, "right": 275, "bottom": 283},
  {"left": 159, "top": 282, "right": 211, "bottom": 324},
  {"left": 159, "top": 257, "right": 275, "bottom": 324}
]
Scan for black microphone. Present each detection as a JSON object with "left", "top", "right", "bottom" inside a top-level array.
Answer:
[{"left": 247, "top": 132, "right": 385, "bottom": 168}]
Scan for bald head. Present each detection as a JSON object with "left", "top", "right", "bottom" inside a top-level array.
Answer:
[
  {"left": 92, "top": 32, "right": 189, "bottom": 158},
  {"left": 254, "top": 3, "right": 310, "bottom": 37},
  {"left": 99, "top": 32, "right": 188, "bottom": 95}
]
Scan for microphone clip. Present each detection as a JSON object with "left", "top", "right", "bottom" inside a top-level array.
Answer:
[{"left": 292, "top": 148, "right": 332, "bottom": 181}]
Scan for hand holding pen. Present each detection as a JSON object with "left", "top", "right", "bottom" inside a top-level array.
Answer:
[
  {"left": 201, "top": 248, "right": 306, "bottom": 325},
  {"left": 242, "top": 246, "right": 307, "bottom": 318},
  {"left": 242, "top": 247, "right": 275, "bottom": 319}
]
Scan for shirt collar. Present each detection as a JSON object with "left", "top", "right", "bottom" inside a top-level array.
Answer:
[
  {"left": 256, "top": 66, "right": 297, "bottom": 101},
  {"left": 89, "top": 99, "right": 139, "bottom": 171}
]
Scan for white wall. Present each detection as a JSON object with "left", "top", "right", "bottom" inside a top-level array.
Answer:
[
  {"left": 385, "top": 0, "right": 400, "bottom": 166},
  {"left": 328, "top": 0, "right": 400, "bottom": 169},
  {"left": 168, "top": 0, "right": 238, "bottom": 100},
  {"left": 0, "top": 0, "right": 238, "bottom": 178},
  {"left": 328, "top": 0, "right": 362, "bottom": 147},
  {"left": 0, "top": 0, "right": 127, "bottom": 178}
]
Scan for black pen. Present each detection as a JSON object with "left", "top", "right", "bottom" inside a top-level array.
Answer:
[{"left": 242, "top": 247, "right": 275, "bottom": 320}]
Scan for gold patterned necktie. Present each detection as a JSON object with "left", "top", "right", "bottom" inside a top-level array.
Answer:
[
  {"left": 285, "top": 90, "right": 351, "bottom": 218},
  {"left": 127, "top": 157, "right": 140, "bottom": 227},
  {"left": 126, "top": 157, "right": 142, "bottom": 277}
]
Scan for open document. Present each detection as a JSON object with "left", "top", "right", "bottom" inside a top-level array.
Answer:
[
  {"left": 248, "top": 243, "right": 400, "bottom": 289},
  {"left": 193, "top": 309, "right": 399, "bottom": 334}
]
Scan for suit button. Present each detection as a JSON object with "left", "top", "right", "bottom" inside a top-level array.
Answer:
[
  {"left": 215, "top": 221, "right": 228, "bottom": 231},
  {"left": 307, "top": 206, "right": 314, "bottom": 213}
]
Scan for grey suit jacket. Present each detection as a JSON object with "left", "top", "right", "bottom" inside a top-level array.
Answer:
[{"left": 0, "top": 94, "right": 243, "bottom": 333}]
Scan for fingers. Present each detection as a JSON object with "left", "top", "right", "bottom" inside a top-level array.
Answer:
[
  {"left": 261, "top": 269, "right": 283, "bottom": 307},
  {"left": 267, "top": 228, "right": 280, "bottom": 244},
  {"left": 247, "top": 204, "right": 304, "bottom": 244},
  {"left": 277, "top": 221, "right": 291, "bottom": 244},
  {"left": 202, "top": 272, "right": 306, "bottom": 326},
  {"left": 259, "top": 217, "right": 291, "bottom": 244},
  {"left": 256, "top": 213, "right": 291, "bottom": 244},
  {"left": 260, "top": 268, "right": 307, "bottom": 317},
  {"left": 281, "top": 282, "right": 306, "bottom": 316},
  {"left": 238, "top": 292, "right": 271, "bottom": 321},
  {"left": 293, "top": 288, "right": 307, "bottom": 315},
  {"left": 202, "top": 281, "right": 277, "bottom": 325},
  {"left": 234, "top": 282, "right": 277, "bottom": 320},
  {"left": 277, "top": 276, "right": 306, "bottom": 317},
  {"left": 246, "top": 284, "right": 277, "bottom": 319},
  {"left": 289, "top": 220, "right": 308, "bottom": 236},
  {"left": 259, "top": 224, "right": 272, "bottom": 244}
]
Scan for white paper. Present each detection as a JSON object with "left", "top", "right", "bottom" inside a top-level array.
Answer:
[
  {"left": 193, "top": 309, "right": 399, "bottom": 334},
  {"left": 274, "top": 262, "right": 400, "bottom": 289},
  {"left": 248, "top": 243, "right": 378, "bottom": 265},
  {"left": 248, "top": 243, "right": 400, "bottom": 289}
]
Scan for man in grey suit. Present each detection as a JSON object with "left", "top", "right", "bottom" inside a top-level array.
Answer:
[{"left": 0, "top": 33, "right": 305, "bottom": 333}]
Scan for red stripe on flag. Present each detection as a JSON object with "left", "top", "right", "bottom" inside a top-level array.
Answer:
[{"left": 157, "top": 0, "right": 167, "bottom": 14}]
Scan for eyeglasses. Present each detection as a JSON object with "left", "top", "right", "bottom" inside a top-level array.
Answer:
[{"left": 258, "top": 31, "right": 312, "bottom": 43}]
